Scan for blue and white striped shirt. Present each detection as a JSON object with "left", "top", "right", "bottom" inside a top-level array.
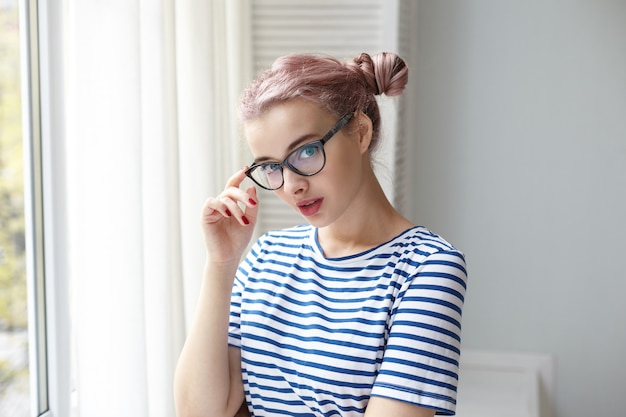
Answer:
[{"left": 228, "top": 224, "right": 467, "bottom": 416}]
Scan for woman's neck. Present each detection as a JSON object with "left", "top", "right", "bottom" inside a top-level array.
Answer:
[{"left": 317, "top": 171, "right": 414, "bottom": 258}]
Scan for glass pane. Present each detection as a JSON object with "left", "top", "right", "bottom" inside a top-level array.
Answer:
[{"left": 0, "top": 1, "right": 30, "bottom": 417}]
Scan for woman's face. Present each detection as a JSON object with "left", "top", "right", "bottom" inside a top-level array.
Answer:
[{"left": 244, "top": 100, "right": 371, "bottom": 228}]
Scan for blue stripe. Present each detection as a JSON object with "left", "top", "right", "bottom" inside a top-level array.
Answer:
[
  {"left": 244, "top": 263, "right": 404, "bottom": 291},
  {"left": 243, "top": 289, "right": 392, "bottom": 314},
  {"left": 400, "top": 295, "right": 463, "bottom": 316},
  {"left": 242, "top": 355, "right": 375, "bottom": 389},
  {"left": 382, "top": 356, "right": 459, "bottom": 380},
  {"left": 376, "top": 368, "right": 458, "bottom": 391},
  {"left": 393, "top": 307, "right": 462, "bottom": 330},
  {"left": 403, "top": 283, "right": 465, "bottom": 304},
  {"left": 251, "top": 257, "right": 399, "bottom": 283},
  {"left": 388, "top": 332, "right": 460, "bottom": 355},
  {"left": 242, "top": 309, "right": 386, "bottom": 339},
  {"left": 242, "top": 298, "right": 388, "bottom": 325},
  {"left": 411, "top": 271, "right": 467, "bottom": 290},
  {"left": 384, "top": 344, "right": 460, "bottom": 367},
  {"left": 373, "top": 383, "right": 457, "bottom": 406},
  {"left": 242, "top": 321, "right": 383, "bottom": 354},
  {"left": 423, "top": 256, "right": 468, "bottom": 276},
  {"left": 255, "top": 250, "right": 402, "bottom": 276},
  {"left": 248, "top": 392, "right": 366, "bottom": 415},
  {"left": 246, "top": 275, "right": 396, "bottom": 303},
  {"left": 245, "top": 372, "right": 371, "bottom": 402},
  {"left": 392, "top": 320, "right": 461, "bottom": 342}
]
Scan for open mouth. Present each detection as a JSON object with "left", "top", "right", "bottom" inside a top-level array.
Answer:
[{"left": 297, "top": 198, "right": 323, "bottom": 216}]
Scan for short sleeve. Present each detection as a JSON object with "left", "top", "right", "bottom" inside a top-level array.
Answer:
[{"left": 371, "top": 250, "right": 467, "bottom": 415}]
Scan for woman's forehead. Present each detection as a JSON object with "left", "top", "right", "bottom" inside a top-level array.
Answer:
[{"left": 244, "top": 101, "right": 334, "bottom": 159}]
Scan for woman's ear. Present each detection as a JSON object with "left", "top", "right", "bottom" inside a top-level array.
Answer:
[{"left": 355, "top": 111, "right": 373, "bottom": 154}]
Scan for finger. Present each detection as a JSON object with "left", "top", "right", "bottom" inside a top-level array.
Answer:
[
  {"left": 207, "top": 168, "right": 258, "bottom": 226},
  {"left": 242, "top": 186, "right": 259, "bottom": 224},
  {"left": 220, "top": 196, "right": 246, "bottom": 222},
  {"left": 201, "top": 196, "right": 233, "bottom": 223},
  {"left": 218, "top": 186, "right": 258, "bottom": 227},
  {"left": 224, "top": 166, "right": 249, "bottom": 189},
  {"left": 244, "top": 185, "right": 258, "bottom": 209},
  {"left": 248, "top": 185, "right": 257, "bottom": 200},
  {"left": 222, "top": 170, "right": 258, "bottom": 206}
]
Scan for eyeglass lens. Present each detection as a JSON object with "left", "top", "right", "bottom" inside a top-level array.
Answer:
[{"left": 251, "top": 141, "right": 325, "bottom": 189}]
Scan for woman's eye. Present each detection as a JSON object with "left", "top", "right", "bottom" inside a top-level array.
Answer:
[
  {"left": 297, "top": 144, "right": 319, "bottom": 159},
  {"left": 261, "top": 164, "right": 281, "bottom": 174}
]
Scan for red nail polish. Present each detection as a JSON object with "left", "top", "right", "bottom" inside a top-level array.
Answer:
[
  {"left": 249, "top": 198, "right": 257, "bottom": 206},
  {"left": 242, "top": 216, "right": 250, "bottom": 225},
  {"left": 225, "top": 209, "right": 232, "bottom": 217}
]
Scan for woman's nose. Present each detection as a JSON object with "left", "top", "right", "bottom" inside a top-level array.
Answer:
[{"left": 282, "top": 168, "right": 308, "bottom": 195}]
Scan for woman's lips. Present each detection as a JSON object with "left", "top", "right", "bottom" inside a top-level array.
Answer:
[{"left": 297, "top": 198, "right": 323, "bottom": 216}]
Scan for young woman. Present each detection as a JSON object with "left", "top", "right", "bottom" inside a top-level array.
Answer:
[{"left": 174, "top": 52, "right": 468, "bottom": 417}]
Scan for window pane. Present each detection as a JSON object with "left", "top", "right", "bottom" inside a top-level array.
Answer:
[{"left": 0, "top": 1, "right": 29, "bottom": 417}]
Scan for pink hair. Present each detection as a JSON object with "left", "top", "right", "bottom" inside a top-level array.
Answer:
[{"left": 238, "top": 52, "right": 408, "bottom": 152}]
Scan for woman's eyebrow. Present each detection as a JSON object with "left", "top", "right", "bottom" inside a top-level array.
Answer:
[{"left": 252, "top": 133, "right": 320, "bottom": 164}]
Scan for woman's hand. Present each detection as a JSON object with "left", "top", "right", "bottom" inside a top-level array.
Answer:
[{"left": 201, "top": 167, "right": 259, "bottom": 265}]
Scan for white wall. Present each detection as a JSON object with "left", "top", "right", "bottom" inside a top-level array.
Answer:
[{"left": 411, "top": 1, "right": 626, "bottom": 416}]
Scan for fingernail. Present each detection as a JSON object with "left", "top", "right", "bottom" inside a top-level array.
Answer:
[
  {"left": 225, "top": 209, "right": 232, "bottom": 217},
  {"left": 242, "top": 216, "right": 250, "bottom": 225},
  {"left": 248, "top": 198, "right": 257, "bottom": 206}
]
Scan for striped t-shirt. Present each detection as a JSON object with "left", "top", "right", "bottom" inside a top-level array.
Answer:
[{"left": 228, "top": 224, "right": 467, "bottom": 416}]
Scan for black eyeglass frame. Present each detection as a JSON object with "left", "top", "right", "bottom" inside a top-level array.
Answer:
[{"left": 245, "top": 112, "right": 355, "bottom": 190}]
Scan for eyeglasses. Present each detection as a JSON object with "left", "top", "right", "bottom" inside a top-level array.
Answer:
[{"left": 245, "top": 112, "right": 354, "bottom": 190}]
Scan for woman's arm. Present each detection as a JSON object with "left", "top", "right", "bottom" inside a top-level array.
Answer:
[
  {"left": 174, "top": 262, "right": 246, "bottom": 417},
  {"left": 174, "top": 169, "right": 258, "bottom": 417}
]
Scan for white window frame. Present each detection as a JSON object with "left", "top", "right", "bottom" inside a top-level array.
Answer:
[{"left": 21, "top": 0, "right": 71, "bottom": 416}]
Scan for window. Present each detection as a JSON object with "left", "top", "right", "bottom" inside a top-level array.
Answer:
[
  {"left": 1, "top": 0, "right": 58, "bottom": 415},
  {"left": 0, "top": 1, "right": 34, "bottom": 416}
]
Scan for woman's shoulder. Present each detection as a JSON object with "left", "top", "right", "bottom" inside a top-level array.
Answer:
[
  {"left": 392, "top": 226, "right": 464, "bottom": 258},
  {"left": 392, "top": 227, "right": 467, "bottom": 284}
]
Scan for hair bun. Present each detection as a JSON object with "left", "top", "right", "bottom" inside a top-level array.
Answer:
[{"left": 345, "top": 52, "right": 408, "bottom": 97}]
